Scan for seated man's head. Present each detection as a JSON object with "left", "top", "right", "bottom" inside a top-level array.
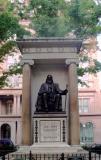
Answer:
[{"left": 46, "top": 75, "right": 53, "bottom": 84}]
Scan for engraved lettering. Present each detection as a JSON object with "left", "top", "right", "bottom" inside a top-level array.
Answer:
[{"left": 40, "top": 120, "right": 61, "bottom": 142}]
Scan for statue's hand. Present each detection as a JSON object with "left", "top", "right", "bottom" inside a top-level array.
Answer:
[{"left": 63, "top": 89, "right": 68, "bottom": 95}]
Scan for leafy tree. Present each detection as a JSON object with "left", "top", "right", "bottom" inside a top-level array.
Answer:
[
  {"left": 29, "top": 0, "right": 69, "bottom": 37},
  {"left": 0, "top": 4, "right": 30, "bottom": 87},
  {"left": 0, "top": 0, "right": 11, "bottom": 12},
  {"left": 29, "top": 0, "right": 101, "bottom": 85},
  {"left": 66, "top": 0, "right": 101, "bottom": 38},
  {"left": 1, "top": 0, "right": 101, "bottom": 87},
  {"left": 0, "top": 12, "right": 28, "bottom": 41},
  {"left": 30, "top": 0, "right": 101, "bottom": 38}
]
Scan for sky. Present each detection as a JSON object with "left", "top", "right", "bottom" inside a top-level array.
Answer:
[
  {"left": 97, "top": 34, "right": 101, "bottom": 50},
  {"left": 97, "top": 34, "right": 101, "bottom": 61},
  {"left": 96, "top": 34, "right": 101, "bottom": 89}
]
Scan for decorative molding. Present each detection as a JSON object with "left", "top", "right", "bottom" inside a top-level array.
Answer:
[
  {"left": 22, "top": 47, "right": 76, "bottom": 54},
  {"left": 65, "top": 59, "right": 79, "bottom": 66},
  {"left": 17, "top": 38, "right": 82, "bottom": 54},
  {"left": 20, "top": 59, "right": 34, "bottom": 66},
  {"left": 62, "top": 120, "right": 66, "bottom": 142},
  {"left": 35, "top": 120, "right": 38, "bottom": 143}
]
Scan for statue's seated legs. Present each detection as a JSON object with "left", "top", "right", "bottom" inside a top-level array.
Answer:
[
  {"left": 43, "top": 93, "right": 62, "bottom": 112},
  {"left": 55, "top": 94, "right": 62, "bottom": 111},
  {"left": 35, "top": 95, "right": 42, "bottom": 112},
  {"left": 43, "top": 93, "right": 48, "bottom": 111},
  {"left": 36, "top": 93, "right": 62, "bottom": 112}
]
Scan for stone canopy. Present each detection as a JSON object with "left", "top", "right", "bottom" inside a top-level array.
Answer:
[
  {"left": 17, "top": 38, "right": 82, "bottom": 65},
  {"left": 17, "top": 38, "right": 82, "bottom": 146}
]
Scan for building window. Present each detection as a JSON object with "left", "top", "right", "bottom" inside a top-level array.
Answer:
[
  {"left": 1, "top": 124, "right": 11, "bottom": 139},
  {"left": 1, "top": 100, "right": 13, "bottom": 115},
  {"left": 80, "top": 122, "right": 94, "bottom": 144},
  {"left": 5, "top": 100, "right": 13, "bottom": 115},
  {"left": 79, "top": 98, "right": 89, "bottom": 113}
]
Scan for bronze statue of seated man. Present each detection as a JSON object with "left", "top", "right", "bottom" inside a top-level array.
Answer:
[{"left": 35, "top": 75, "right": 68, "bottom": 112}]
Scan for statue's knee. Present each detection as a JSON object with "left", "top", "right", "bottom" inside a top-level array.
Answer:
[
  {"left": 43, "top": 93, "right": 47, "bottom": 99},
  {"left": 43, "top": 93, "right": 47, "bottom": 96},
  {"left": 56, "top": 94, "right": 60, "bottom": 98}
]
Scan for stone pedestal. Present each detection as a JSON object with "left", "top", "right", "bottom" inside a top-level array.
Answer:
[{"left": 33, "top": 113, "right": 67, "bottom": 144}]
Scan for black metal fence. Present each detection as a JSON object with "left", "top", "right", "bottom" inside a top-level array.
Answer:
[{"left": 1, "top": 151, "right": 101, "bottom": 160}]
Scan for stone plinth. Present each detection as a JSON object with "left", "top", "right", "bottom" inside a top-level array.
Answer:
[{"left": 33, "top": 113, "right": 68, "bottom": 144}]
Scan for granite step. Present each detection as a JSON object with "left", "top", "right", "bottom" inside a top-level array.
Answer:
[{"left": 14, "top": 144, "right": 86, "bottom": 154}]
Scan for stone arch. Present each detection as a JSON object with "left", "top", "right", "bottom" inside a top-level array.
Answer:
[{"left": 1, "top": 123, "right": 11, "bottom": 139}]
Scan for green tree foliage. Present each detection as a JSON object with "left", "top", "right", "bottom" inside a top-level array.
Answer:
[
  {"left": 30, "top": 0, "right": 69, "bottom": 37},
  {"left": 0, "top": 0, "right": 11, "bottom": 12},
  {"left": 0, "top": 12, "right": 29, "bottom": 41},
  {"left": 1, "top": 0, "right": 101, "bottom": 87},
  {"left": 29, "top": 0, "right": 101, "bottom": 85},
  {"left": 66, "top": 0, "right": 101, "bottom": 38},
  {"left": 30, "top": 0, "right": 101, "bottom": 38},
  {"left": 0, "top": 63, "right": 22, "bottom": 88},
  {"left": 0, "top": 8, "right": 30, "bottom": 87}
]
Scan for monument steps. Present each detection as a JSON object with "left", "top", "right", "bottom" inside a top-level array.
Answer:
[{"left": 15, "top": 145, "right": 86, "bottom": 154}]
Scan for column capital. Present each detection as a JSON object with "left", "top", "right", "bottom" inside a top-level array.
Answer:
[
  {"left": 20, "top": 59, "right": 34, "bottom": 66},
  {"left": 65, "top": 59, "right": 79, "bottom": 66}
]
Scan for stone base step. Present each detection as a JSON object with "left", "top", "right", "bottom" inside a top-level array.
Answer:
[{"left": 15, "top": 144, "right": 86, "bottom": 154}]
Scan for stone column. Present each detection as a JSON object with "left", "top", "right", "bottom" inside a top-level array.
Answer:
[
  {"left": 67, "top": 61, "right": 80, "bottom": 145},
  {"left": 0, "top": 101, "right": 2, "bottom": 115},
  {"left": 13, "top": 96, "right": 17, "bottom": 114},
  {"left": 17, "top": 95, "right": 21, "bottom": 115},
  {"left": 22, "top": 60, "right": 34, "bottom": 145}
]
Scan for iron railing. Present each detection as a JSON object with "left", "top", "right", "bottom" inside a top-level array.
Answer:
[{"left": 1, "top": 151, "right": 101, "bottom": 160}]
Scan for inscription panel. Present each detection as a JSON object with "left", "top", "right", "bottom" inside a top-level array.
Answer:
[{"left": 40, "top": 120, "right": 61, "bottom": 142}]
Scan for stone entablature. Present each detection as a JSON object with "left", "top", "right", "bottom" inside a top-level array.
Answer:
[
  {"left": 17, "top": 38, "right": 82, "bottom": 50},
  {"left": 0, "top": 89, "right": 22, "bottom": 95},
  {"left": 17, "top": 38, "right": 82, "bottom": 65}
]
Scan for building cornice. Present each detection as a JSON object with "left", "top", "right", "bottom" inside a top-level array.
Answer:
[
  {"left": 17, "top": 38, "right": 82, "bottom": 53},
  {"left": 80, "top": 114, "right": 101, "bottom": 117}
]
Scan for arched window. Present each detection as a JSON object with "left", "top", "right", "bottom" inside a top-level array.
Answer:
[
  {"left": 80, "top": 122, "right": 94, "bottom": 144},
  {"left": 86, "top": 122, "right": 94, "bottom": 143},
  {"left": 1, "top": 124, "right": 11, "bottom": 139}
]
